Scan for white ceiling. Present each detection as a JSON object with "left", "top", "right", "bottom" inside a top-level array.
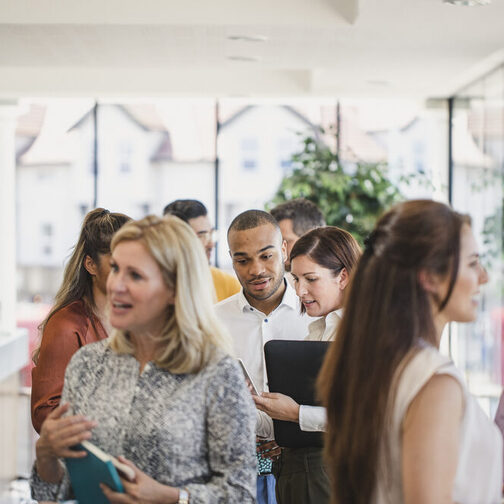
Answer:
[{"left": 1, "top": 0, "right": 504, "bottom": 99}]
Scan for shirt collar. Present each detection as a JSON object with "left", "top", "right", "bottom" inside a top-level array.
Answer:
[
  {"left": 328, "top": 309, "right": 343, "bottom": 321},
  {"left": 308, "top": 309, "right": 342, "bottom": 330},
  {"left": 237, "top": 289, "right": 251, "bottom": 312},
  {"left": 238, "top": 278, "right": 298, "bottom": 313},
  {"left": 281, "top": 279, "right": 300, "bottom": 310}
]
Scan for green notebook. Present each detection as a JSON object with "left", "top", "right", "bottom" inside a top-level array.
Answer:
[{"left": 65, "top": 440, "right": 135, "bottom": 504}]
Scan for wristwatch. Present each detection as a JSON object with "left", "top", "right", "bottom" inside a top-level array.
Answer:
[{"left": 178, "top": 488, "right": 190, "bottom": 504}]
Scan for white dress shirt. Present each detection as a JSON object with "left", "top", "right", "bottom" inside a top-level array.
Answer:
[
  {"left": 215, "top": 280, "right": 312, "bottom": 439},
  {"left": 298, "top": 309, "right": 342, "bottom": 432}
]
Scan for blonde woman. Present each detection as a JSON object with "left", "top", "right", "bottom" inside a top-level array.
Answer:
[
  {"left": 31, "top": 215, "right": 257, "bottom": 504},
  {"left": 31, "top": 208, "right": 130, "bottom": 433}
]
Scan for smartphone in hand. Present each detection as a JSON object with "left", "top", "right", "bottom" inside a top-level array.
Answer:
[{"left": 238, "top": 359, "right": 259, "bottom": 396}]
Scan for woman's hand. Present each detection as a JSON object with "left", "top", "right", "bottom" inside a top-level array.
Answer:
[
  {"left": 36, "top": 403, "right": 97, "bottom": 460},
  {"left": 257, "top": 438, "right": 282, "bottom": 461},
  {"left": 100, "top": 456, "right": 180, "bottom": 504},
  {"left": 35, "top": 403, "right": 97, "bottom": 482},
  {"left": 253, "top": 392, "right": 300, "bottom": 422}
]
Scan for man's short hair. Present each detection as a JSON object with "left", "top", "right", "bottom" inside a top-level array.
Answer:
[
  {"left": 270, "top": 198, "right": 325, "bottom": 237},
  {"left": 228, "top": 209, "right": 280, "bottom": 236},
  {"left": 163, "top": 199, "right": 208, "bottom": 223}
]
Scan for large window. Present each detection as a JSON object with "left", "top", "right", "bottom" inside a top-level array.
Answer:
[
  {"left": 451, "top": 66, "right": 504, "bottom": 415},
  {"left": 13, "top": 97, "right": 452, "bottom": 474}
]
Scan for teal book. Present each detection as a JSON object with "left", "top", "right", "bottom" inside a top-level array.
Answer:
[{"left": 65, "top": 440, "right": 135, "bottom": 504}]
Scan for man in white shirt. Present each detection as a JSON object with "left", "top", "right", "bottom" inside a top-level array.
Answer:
[{"left": 215, "top": 209, "right": 312, "bottom": 504}]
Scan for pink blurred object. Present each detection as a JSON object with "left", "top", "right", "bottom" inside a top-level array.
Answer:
[{"left": 17, "top": 301, "right": 51, "bottom": 388}]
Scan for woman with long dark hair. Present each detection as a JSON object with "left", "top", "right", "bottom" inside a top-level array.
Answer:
[
  {"left": 254, "top": 226, "right": 361, "bottom": 504},
  {"left": 318, "top": 200, "right": 502, "bottom": 504},
  {"left": 31, "top": 208, "right": 130, "bottom": 432}
]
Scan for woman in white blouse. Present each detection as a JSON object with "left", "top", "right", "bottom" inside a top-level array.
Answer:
[{"left": 253, "top": 226, "right": 361, "bottom": 504}]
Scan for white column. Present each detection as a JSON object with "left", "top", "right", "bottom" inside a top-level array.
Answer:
[
  {"left": 0, "top": 100, "right": 18, "bottom": 337},
  {"left": 0, "top": 100, "right": 24, "bottom": 489}
]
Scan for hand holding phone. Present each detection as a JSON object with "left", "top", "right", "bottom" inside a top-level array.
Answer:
[{"left": 238, "top": 359, "right": 259, "bottom": 396}]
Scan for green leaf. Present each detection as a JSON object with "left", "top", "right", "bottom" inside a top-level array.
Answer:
[{"left": 266, "top": 128, "right": 427, "bottom": 245}]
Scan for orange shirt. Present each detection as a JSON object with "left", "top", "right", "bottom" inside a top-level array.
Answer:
[
  {"left": 31, "top": 299, "right": 107, "bottom": 433},
  {"left": 210, "top": 266, "right": 241, "bottom": 302}
]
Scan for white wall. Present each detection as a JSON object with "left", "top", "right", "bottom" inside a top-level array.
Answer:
[
  {"left": 217, "top": 105, "right": 309, "bottom": 267},
  {"left": 151, "top": 161, "right": 215, "bottom": 217}
]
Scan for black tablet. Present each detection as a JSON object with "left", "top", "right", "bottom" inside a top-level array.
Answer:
[{"left": 264, "top": 339, "right": 330, "bottom": 448}]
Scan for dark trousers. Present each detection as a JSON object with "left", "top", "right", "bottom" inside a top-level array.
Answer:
[{"left": 273, "top": 446, "right": 330, "bottom": 504}]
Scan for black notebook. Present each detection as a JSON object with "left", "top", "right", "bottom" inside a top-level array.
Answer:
[{"left": 264, "top": 339, "right": 330, "bottom": 449}]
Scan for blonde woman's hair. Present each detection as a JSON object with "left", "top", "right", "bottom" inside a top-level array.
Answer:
[
  {"left": 33, "top": 208, "right": 130, "bottom": 364},
  {"left": 108, "top": 215, "right": 232, "bottom": 374}
]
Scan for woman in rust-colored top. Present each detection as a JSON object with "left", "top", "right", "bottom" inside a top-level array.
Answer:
[
  {"left": 31, "top": 208, "right": 129, "bottom": 433},
  {"left": 31, "top": 299, "right": 107, "bottom": 432}
]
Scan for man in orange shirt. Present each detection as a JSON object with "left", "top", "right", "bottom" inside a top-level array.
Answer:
[{"left": 163, "top": 199, "right": 240, "bottom": 302}]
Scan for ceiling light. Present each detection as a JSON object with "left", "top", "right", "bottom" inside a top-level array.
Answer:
[
  {"left": 227, "top": 56, "right": 262, "bottom": 62},
  {"left": 228, "top": 35, "right": 268, "bottom": 43},
  {"left": 443, "top": 0, "right": 490, "bottom": 5}
]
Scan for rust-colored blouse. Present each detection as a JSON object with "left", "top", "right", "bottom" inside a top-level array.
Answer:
[{"left": 31, "top": 299, "right": 108, "bottom": 433}]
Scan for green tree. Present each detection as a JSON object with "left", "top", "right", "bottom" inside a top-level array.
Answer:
[{"left": 268, "top": 132, "right": 405, "bottom": 245}]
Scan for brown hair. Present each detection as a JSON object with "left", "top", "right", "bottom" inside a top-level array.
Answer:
[
  {"left": 270, "top": 198, "right": 325, "bottom": 236},
  {"left": 34, "top": 208, "right": 130, "bottom": 364},
  {"left": 317, "top": 200, "right": 470, "bottom": 504},
  {"left": 290, "top": 226, "right": 361, "bottom": 312}
]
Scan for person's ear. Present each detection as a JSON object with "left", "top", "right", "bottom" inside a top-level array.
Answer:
[
  {"left": 417, "top": 269, "right": 441, "bottom": 294},
  {"left": 83, "top": 255, "right": 97, "bottom": 276},
  {"left": 281, "top": 239, "right": 288, "bottom": 263},
  {"left": 167, "top": 290, "right": 176, "bottom": 306},
  {"left": 338, "top": 268, "right": 349, "bottom": 290}
]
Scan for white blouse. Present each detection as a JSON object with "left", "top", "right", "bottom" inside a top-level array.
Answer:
[
  {"left": 298, "top": 310, "right": 341, "bottom": 432},
  {"left": 374, "top": 343, "right": 502, "bottom": 504},
  {"left": 215, "top": 281, "right": 312, "bottom": 439}
]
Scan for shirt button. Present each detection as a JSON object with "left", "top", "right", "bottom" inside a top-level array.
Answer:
[
  {"left": 250, "top": 307, "right": 253, "bottom": 311},
  {"left": 264, "top": 319, "right": 268, "bottom": 323}
]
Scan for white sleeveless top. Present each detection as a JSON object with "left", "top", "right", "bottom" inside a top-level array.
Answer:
[{"left": 374, "top": 344, "right": 502, "bottom": 504}]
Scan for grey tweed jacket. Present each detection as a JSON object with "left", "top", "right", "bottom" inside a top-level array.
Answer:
[{"left": 30, "top": 339, "right": 257, "bottom": 503}]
